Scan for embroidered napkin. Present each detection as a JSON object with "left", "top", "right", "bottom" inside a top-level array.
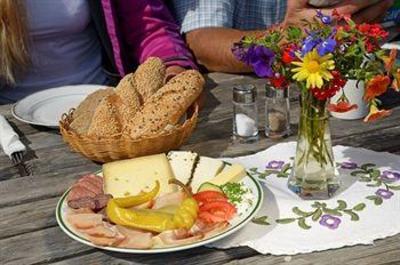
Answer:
[
  {"left": 0, "top": 115, "right": 26, "bottom": 158},
  {"left": 210, "top": 142, "right": 400, "bottom": 255}
]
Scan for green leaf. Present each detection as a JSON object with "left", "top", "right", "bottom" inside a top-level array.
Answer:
[
  {"left": 361, "top": 163, "right": 376, "bottom": 170},
  {"left": 298, "top": 218, "right": 311, "bottom": 230},
  {"left": 275, "top": 218, "right": 296, "bottom": 224},
  {"left": 352, "top": 203, "right": 366, "bottom": 211},
  {"left": 351, "top": 170, "right": 367, "bottom": 177},
  {"left": 387, "top": 185, "right": 400, "bottom": 191},
  {"left": 292, "top": 207, "right": 313, "bottom": 217},
  {"left": 369, "top": 169, "right": 381, "bottom": 180},
  {"left": 249, "top": 168, "right": 258, "bottom": 172},
  {"left": 252, "top": 216, "right": 270, "bottom": 226},
  {"left": 366, "top": 195, "right": 378, "bottom": 200},
  {"left": 343, "top": 210, "right": 360, "bottom": 221},
  {"left": 322, "top": 208, "right": 343, "bottom": 216},
  {"left": 336, "top": 200, "right": 347, "bottom": 210},
  {"left": 281, "top": 163, "right": 292, "bottom": 173},
  {"left": 312, "top": 209, "right": 322, "bottom": 222},
  {"left": 367, "top": 180, "right": 382, "bottom": 187},
  {"left": 277, "top": 172, "right": 289, "bottom": 178},
  {"left": 374, "top": 197, "right": 383, "bottom": 206}
]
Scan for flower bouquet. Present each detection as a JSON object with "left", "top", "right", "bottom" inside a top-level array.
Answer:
[{"left": 233, "top": 10, "right": 399, "bottom": 199}]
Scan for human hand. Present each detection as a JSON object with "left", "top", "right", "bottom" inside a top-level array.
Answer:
[
  {"left": 283, "top": 0, "right": 394, "bottom": 27},
  {"left": 165, "top": 65, "right": 186, "bottom": 83}
]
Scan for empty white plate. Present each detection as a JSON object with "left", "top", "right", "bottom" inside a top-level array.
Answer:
[{"left": 12, "top": 84, "right": 106, "bottom": 128}]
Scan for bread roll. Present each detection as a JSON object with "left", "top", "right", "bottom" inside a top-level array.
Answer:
[
  {"left": 70, "top": 88, "right": 114, "bottom": 134},
  {"left": 125, "top": 70, "right": 204, "bottom": 138},
  {"left": 87, "top": 94, "right": 123, "bottom": 137},
  {"left": 134, "top": 57, "right": 166, "bottom": 102},
  {"left": 115, "top": 73, "right": 141, "bottom": 114}
]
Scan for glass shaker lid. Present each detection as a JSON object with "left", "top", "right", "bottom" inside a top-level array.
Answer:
[{"left": 233, "top": 84, "right": 257, "bottom": 103}]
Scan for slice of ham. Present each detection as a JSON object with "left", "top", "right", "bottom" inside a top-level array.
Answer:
[
  {"left": 84, "top": 222, "right": 122, "bottom": 238},
  {"left": 189, "top": 220, "right": 229, "bottom": 238},
  {"left": 152, "top": 229, "right": 203, "bottom": 247},
  {"left": 152, "top": 191, "right": 186, "bottom": 209},
  {"left": 116, "top": 225, "right": 153, "bottom": 249},
  {"left": 67, "top": 213, "right": 103, "bottom": 229},
  {"left": 86, "top": 233, "right": 125, "bottom": 247}
]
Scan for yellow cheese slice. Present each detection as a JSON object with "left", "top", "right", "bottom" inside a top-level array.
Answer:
[
  {"left": 103, "top": 154, "right": 176, "bottom": 198},
  {"left": 209, "top": 164, "right": 246, "bottom": 186}
]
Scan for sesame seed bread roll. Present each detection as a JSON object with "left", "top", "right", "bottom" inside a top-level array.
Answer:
[
  {"left": 70, "top": 88, "right": 114, "bottom": 134},
  {"left": 115, "top": 73, "right": 141, "bottom": 115},
  {"left": 134, "top": 57, "right": 166, "bottom": 102},
  {"left": 87, "top": 94, "right": 124, "bottom": 137},
  {"left": 126, "top": 70, "right": 204, "bottom": 139}
]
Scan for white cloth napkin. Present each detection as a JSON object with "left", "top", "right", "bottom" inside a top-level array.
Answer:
[
  {"left": 0, "top": 115, "right": 26, "bottom": 158},
  {"left": 209, "top": 142, "right": 400, "bottom": 255}
]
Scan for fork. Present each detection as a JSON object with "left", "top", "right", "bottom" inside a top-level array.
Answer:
[{"left": 11, "top": 151, "right": 33, "bottom": 177}]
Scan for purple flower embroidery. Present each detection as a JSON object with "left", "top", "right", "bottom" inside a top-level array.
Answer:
[
  {"left": 248, "top": 45, "right": 275, "bottom": 78},
  {"left": 375, "top": 189, "right": 394, "bottom": 199},
  {"left": 266, "top": 160, "right": 285, "bottom": 170},
  {"left": 341, "top": 161, "right": 358, "bottom": 170},
  {"left": 319, "top": 215, "right": 341, "bottom": 230},
  {"left": 380, "top": 170, "right": 400, "bottom": 183}
]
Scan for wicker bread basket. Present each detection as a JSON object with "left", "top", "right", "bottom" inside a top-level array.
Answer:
[{"left": 59, "top": 103, "right": 199, "bottom": 163}]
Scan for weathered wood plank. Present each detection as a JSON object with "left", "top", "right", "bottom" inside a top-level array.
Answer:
[
  {"left": 223, "top": 234, "right": 400, "bottom": 265},
  {"left": 0, "top": 197, "right": 58, "bottom": 239}
]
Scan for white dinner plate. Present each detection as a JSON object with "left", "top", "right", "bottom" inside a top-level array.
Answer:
[
  {"left": 12, "top": 85, "right": 106, "bottom": 128},
  {"left": 56, "top": 171, "right": 263, "bottom": 254}
]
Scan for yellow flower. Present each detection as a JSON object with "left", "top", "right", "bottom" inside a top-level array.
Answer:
[{"left": 292, "top": 49, "right": 335, "bottom": 89}]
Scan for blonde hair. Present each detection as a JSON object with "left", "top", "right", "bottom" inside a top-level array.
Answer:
[{"left": 0, "top": 0, "right": 30, "bottom": 84}]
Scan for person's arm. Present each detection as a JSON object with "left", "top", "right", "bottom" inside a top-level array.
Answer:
[
  {"left": 182, "top": 0, "right": 394, "bottom": 73},
  {"left": 115, "top": 0, "right": 197, "bottom": 70},
  {"left": 186, "top": 28, "right": 263, "bottom": 73}
]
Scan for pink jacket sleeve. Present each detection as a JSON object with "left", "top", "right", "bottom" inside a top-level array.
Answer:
[{"left": 115, "top": 0, "right": 197, "bottom": 69}]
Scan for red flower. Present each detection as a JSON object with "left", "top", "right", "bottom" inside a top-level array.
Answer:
[
  {"left": 328, "top": 101, "right": 358, "bottom": 113},
  {"left": 364, "top": 75, "right": 391, "bottom": 101},
  {"left": 269, "top": 73, "right": 288, "bottom": 89},
  {"left": 364, "top": 105, "right": 392, "bottom": 122},
  {"left": 282, "top": 44, "right": 297, "bottom": 65},
  {"left": 311, "top": 71, "right": 346, "bottom": 100},
  {"left": 357, "top": 24, "right": 388, "bottom": 39}
]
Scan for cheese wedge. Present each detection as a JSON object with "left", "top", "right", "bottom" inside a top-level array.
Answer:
[
  {"left": 103, "top": 154, "right": 176, "bottom": 198},
  {"left": 209, "top": 164, "right": 246, "bottom": 186},
  {"left": 167, "top": 151, "right": 198, "bottom": 185},
  {"left": 190, "top": 157, "right": 224, "bottom": 192}
]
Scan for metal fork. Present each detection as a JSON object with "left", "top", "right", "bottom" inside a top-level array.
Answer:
[{"left": 11, "top": 151, "right": 33, "bottom": 177}]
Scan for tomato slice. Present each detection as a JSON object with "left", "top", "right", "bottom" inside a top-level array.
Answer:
[
  {"left": 193, "top": 191, "right": 227, "bottom": 203},
  {"left": 198, "top": 201, "right": 236, "bottom": 223}
]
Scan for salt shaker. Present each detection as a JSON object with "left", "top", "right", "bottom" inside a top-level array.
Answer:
[
  {"left": 232, "top": 84, "right": 258, "bottom": 142},
  {"left": 265, "top": 85, "right": 291, "bottom": 139}
]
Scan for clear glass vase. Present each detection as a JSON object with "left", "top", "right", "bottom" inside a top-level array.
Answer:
[{"left": 288, "top": 89, "right": 340, "bottom": 200}]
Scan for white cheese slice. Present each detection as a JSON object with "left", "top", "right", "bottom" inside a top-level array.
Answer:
[
  {"left": 167, "top": 151, "right": 198, "bottom": 185},
  {"left": 209, "top": 164, "right": 246, "bottom": 186},
  {"left": 190, "top": 156, "right": 224, "bottom": 192},
  {"left": 103, "top": 154, "right": 176, "bottom": 198}
]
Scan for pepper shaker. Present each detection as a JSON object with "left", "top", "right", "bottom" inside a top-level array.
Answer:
[
  {"left": 232, "top": 84, "right": 259, "bottom": 142},
  {"left": 264, "top": 85, "right": 291, "bottom": 139}
]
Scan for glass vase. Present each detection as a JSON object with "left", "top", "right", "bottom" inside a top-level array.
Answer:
[{"left": 288, "top": 88, "right": 340, "bottom": 200}]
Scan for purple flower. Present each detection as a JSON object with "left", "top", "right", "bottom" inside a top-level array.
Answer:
[
  {"left": 232, "top": 41, "right": 252, "bottom": 65},
  {"left": 340, "top": 161, "right": 358, "bottom": 170},
  {"left": 316, "top": 10, "right": 332, "bottom": 25},
  {"left": 248, "top": 45, "right": 275, "bottom": 78},
  {"left": 375, "top": 189, "right": 394, "bottom": 199},
  {"left": 380, "top": 170, "right": 400, "bottom": 183},
  {"left": 317, "top": 37, "right": 337, "bottom": 56},
  {"left": 266, "top": 160, "right": 285, "bottom": 170},
  {"left": 319, "top": 215, "right": 341, "bottom": 230},
  {"left": 301, "top": 34, "right": 322, "bottom": 56}
]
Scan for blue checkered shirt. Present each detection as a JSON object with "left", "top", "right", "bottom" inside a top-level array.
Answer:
[{"left": 170, "top": 0, "right": 287, "bottom": 33}]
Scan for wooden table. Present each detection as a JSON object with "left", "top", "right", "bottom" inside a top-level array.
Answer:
[{"left": 1, "top": 73, "right": 400, "bottom": 265}]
